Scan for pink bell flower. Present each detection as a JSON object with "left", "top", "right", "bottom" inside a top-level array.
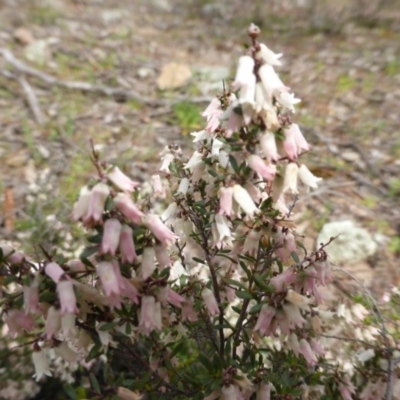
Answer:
[
  {"left": 201, "top": 288, "right": 219, "bottom": 317},
  {"left": 141, "top": 247, "right": 156, "bottom": 279},
  {"left": 288, "top": 333, "right": 300, "bottom": 357},
  {"left": 143, "top": 214, "right": 179, "bottom": 248},
  {"left": 282, "top": 163, "right": 299, "bottom": 195},
  {"left": 232, "top": 184, "right": 260, "bottom": 219},
  {"left": 182, "top": 298, "right": 198, "bottom": 322},
  {"left": 260, "top": 131, "right": 280, "bottom": 163},
  {"left": 256, "top": 382, "right": 271, "bottom": 400},
  {"left": 221, "top": 385, "right": 237, "bottom": 400},
  {"left": 32, "top": 347, "right": 52, "bottom": 381},
  {"left": 57, "top": 280, "right": 78, "bottom": 315},
  {"left": 282, "top": 303, "right": 306, "bottom": 328},
  {"left": 45, "top": 306, "right": 61, "bottom": 339},
  {"left": 113, "top": 192, "right": 145, "bottom": 225},
  {"left": 4, "top": 309, "right": 36, "bottom": 337},
  {"left": 338, "top": 375, "right": 356, "bottom": 400},
  {"left": 283, "top": 124, "right": 309, "bottom": 160},
  {"left": 310, "top": 338, "right": 325, "bottom": 356},
  {"left": 99, "top": 218, "right": 122, "bottom": 256},
  {"left": 107, "top": 166, "right": 139, "bottom": 193},
  {"left": 247, "top": 155, "right": 276, "bottom": 182},
  {"left": 202, "top": 97, "right": 221, "bottom": 121},
  {"left": 97, "top": 261, "right": 121, "bottom": 298},
  {"left": 298, "top": 164, "right": 322, "bottom": 189},
  {"left": 254, "top": 304, "right": 276, "bottom": 337},
  {"left": 299, "top": 338, "right": 318, "bottom": 365},
  {"left": 45, "top": 262, "right": 65, "bottom": 283},
  {"left": 119, "top": 224, "right": 137, "bottom": 263},
  {"left": 85, "top": 182, "right": 110, "bottom": 224},
  {"left": 23, "top": 280, "right": 40, "bottom": 314},
  {"left": 167, "top": 289, "right": 185, "bottom": 308},
  {"left": 72, "top": 186, "right": 91, "bottom": 221},
  {"left": 151, "top": 174, "right": 166, "bottom": 198},
  {"left": 232, "top": 55, "right": 255, "bottom": 91},
  {"left": 155, "top": 244, "right": 171, "bottom": 269},
  {"left": 270, "top": 268, "right": 297, "bottom": 291},
  {"left": 255, "top": 43, "right": 283, "bottom": 66},
  {"left": 139, "top": 296, "right": 162, "bottom": 335},
  {"left": 120, "top": 278, "right": 139, "bottom": 304},
  {"left": 218, "top": 187, "right": 234, "bottom": 217}
]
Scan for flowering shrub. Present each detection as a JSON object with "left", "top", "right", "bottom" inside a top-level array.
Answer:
[{"left": 1, "top": 24, "right": 399, "bottom": 400}]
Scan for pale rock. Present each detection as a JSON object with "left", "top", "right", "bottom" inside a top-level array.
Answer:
[
  {"left": 24, "top": 40, "right": 50, "bottom": 66},
  {"left": 13, "top": 27, "right": 35, "bottom": 45},
  {"left": 157, "top": 63, "right": 192, "bottom": 90},
  {"left": 317, "top": 220, "right": 377, "bottom": 265}
]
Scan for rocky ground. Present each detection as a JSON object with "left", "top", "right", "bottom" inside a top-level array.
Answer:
[{"left": 0, "top": 0, "right": 399, "bottom": 298}]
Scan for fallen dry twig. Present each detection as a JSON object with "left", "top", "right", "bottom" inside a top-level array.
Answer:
[{"left": 0, "top": 48, "right": 211, "bottom": 108}]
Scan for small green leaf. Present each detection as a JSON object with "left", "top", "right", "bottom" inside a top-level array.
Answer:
[
  {"left": 99, "top": 321, "right": 119, "bottom": 331},
  {"left": 235, "top": 290, "right": 254, "bottom": 300},
  {"left": 291, "top": 251, "right": 300, "bottom": 263},
  {"left": 64, "top": 384, "right": 78, "bottom": 400},
  {"left": 229, "top": 155, "right": 238, "bottom": 173},
  {"left": 249, "top": 303, "right": 263, "bottom": 314},
  {"left": 89, "top": 373, "right": 101, "bottom": 394}
]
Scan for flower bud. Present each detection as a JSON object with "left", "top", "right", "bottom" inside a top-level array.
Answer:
[{"left": 107, "top": 166, "right": 139, "bottom": 193}]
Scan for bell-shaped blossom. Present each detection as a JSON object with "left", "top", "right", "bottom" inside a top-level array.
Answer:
[
  {"left": 141, "top": 247, "right": 156, "bottom": 279},
  {"left": 143, "top": 214, "right": 179, "bottom": 248},
  {"left": 54, "top": 340, "right": 79, "bottom": 363},
  {"left": 310, "top": 338, "right": 325, "bottom": 356},
  {"left": 155, "top": 244, "right": 171, "bottom": 269},
  {"left": 232, "top": 184, "right": 260, "bottom": 219},
  {"left": 161, "top": 202, "right": 178, "bottom": 222},
  {"left": 218, "top": 187, "right": 233, "bottom": 217},
  {"left": 139, "top": 296, "right": 162, "bottom": 335},
  {"left": 288, "top": 333, "right": 300, "bottom": 356},
  {"left": 218, "top": 150, "right": 230, "bottom": 168},
  {"left": 221, "top": 385, "right": 237, "bottom": 400},
  {"left": 99, "top": 218, "right": 122, "bottom": 256},
  {"left": 258, "top": 64, "right": 285, "bottom": 101},
  {"left": 276, "top": 90, "right": 301, "bottom": 113},
  {"left": 202, "top": 98, "right": 221, "bottom": 121},
  {"left": 191, "top": 161, "right": 206, "bottom": 184},
  {"left": 338, "top": 375, "right": 356, "bottom": 400},
  {"left": 4, "top": 309, "right": 36, "bottom": 337},
  {"left": 270, "top": 268, "right": 297, "bottom": 291},
  {"left": 282, "top": 163, "right": 299, "bottom": 195},
  {"left": 24, "top": 280, "right": 40, "bottom": 314},
  {"left": 256, "top": 43, "right": 282, "bottom": 66},
  {"left": 113, "top": 192, "right": 145, "bottom": 225},
  {"left": 85, "top": 182, "right": 110, "bottom": 224},
  {"left": 45, "top": 262, "right": 65, "bottom": 283},
  {"left": 45, "top": 306, "right": 61, "bottom": 339},
  {"left": 299, "top": 338, "right": 318, "bottom": 365},
  {"left": 256, "top": 382, "right": 271, "bottom": 400},
  {"left": 286, "top": 289, "right": 311, "bottom": 311},
  {"left": 151, "top": 174, "right": 166, "bottom": 198},
  {"left": 72, "top": 186, "right": 91, "bottom": 221},
  {"left": 57, "top": 280, "right": 78, "bottom": 315},
  {"left": 298, "top": 164, "right": 322, "bottom": 189},
  {"left": 275, "top": 195, "right": 290, "bottom": 216},
  {"left": 184, "top": 151, "right": 203, "bottom": 172},
  {"left": 239, "top": 77, "right": 256, "bottom": 125},
  {"left": 191, "top": 129, "right": 212, "bottom": 142},
  {"left": 214, "top": 214, "right": 233, "bottom": 248},
  {"left": 283, "top": 124, "right": 309, "bottom": 160},
  {"left": 282, "top": 303, "right": 306, "bottom": 328},
  {"left": 177, "top": 177, "right": 190, "bottom": 195},
  {"left": 244, "top": 182, "right": 262, "bottom": 204},
  {"left": 182, "top": 298, "right": 198, "bottom": 322},
  {"left": 254, "top": 305, "right": 276, "bottom": 336},
  {"left": 243, "top": 229, "right": 261, "bottom": 255},
  {"left": 247, "top": 155, "right": 276, "bottom": 181},
  {"left": 314, "top": 260, "right": 334, "bottom": 286},
  {"left": 97, "top": 261, "right": 121, "bottom": 298},
  {"left": 121, "top": 278, "right": 139, "bottom": 304},
  {"left": 232, "top": 55, "right": 255, "bottom": 91},
  {"left": 107, "top": 166, "right": 139, "bottom": 193},
  {"left": 61, "top": 313, "right": 76, "bottom": 337},
  {"left": 159, "top": 152, "right": 174, "bottom": 173},
  {"left": 211, "top": 138, "right": 224, "bottom": 156},
  {"left": 260, "top": 131, "right": 280, "bottom": 162},
  {"left": 201, "top": 288, "right": 219, "bottom": 317},
  {"left": 119, "top": 224, "right": 137, "bottom": 263},
  {"left": 32, "top": 348, "right": 52, "bottom": 381},
  {"left": 167, "top": 289, "right": 185, "bottom": 308}
]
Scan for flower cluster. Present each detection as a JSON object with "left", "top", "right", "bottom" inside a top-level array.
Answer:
[{"left": 0, "top": 23, "right": 398, "bottom": 400}]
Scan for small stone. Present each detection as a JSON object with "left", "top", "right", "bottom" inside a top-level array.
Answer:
[
  {"left": 101, "top": 9, "right": 126, "bottom": 23},
  {"left": 317, "top": 220, "right": 377, "bottom": 265},
  {"left": 6, "top": 150, "right": 29, "bottom": 167},
  {"left": 24, "top": 40, "right": 50, "bottom": 66},
  {"left": 37, "top": 145, "right": 50, "bottom": 159},
  {"left": 137, "top": 67, "right": 153, "bottom": 79},
  {"left": 24, "top": 160, "right": 37, "bottom": 185},
  {"left": 13, "top": 27, "right": 35, "bottom": 45},
  {"left": 157, "top": 63, "right": 192, "bottom": 90},
  {"left": 341, "top": 151, "right": 360, "bottom": 163}
]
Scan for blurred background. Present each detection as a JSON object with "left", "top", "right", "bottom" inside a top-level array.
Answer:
[{"left": 0, "top": 0, "right": 399, "bottom": 398}]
